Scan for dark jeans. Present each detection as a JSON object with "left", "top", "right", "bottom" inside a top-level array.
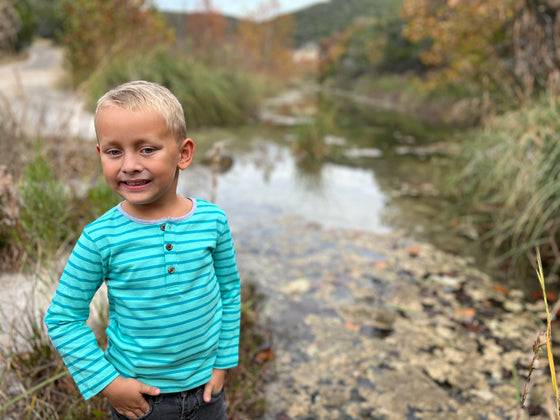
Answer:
[{"left": 109, "top": 386, "right": 227, "bottom": 420}]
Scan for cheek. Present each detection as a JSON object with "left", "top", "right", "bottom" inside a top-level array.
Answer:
[{"left": 99, "top": 159, "right": 118, "bottom": 177}]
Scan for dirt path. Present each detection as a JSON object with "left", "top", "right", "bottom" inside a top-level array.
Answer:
[
  {"left": 0, "top": 40, "right": 95, "bottom": 347},
  {"left": 0, "top": 39, "right": 95, "bottom": 140}
]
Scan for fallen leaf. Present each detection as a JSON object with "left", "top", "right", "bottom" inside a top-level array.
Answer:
[
  {"left": 373, "top": 260, "right": 388, "bottom": 269},
  {"left": 531, "top": 290, "right": 558, "bottom": 302},
  {"left": 255, "top": 347, "right": 276, "bottom": 363},
  {"left": 344, "top": 321, "right": 362, "bottom": 332},
  {"left": 407, "top": 246, "right": 420, "bottom": 257},
  {"left": 455, "top": 307, "right": 476, "bottom": 320},
  {"left": 492, "top": 285, "right": 510, "bottom": 297}
]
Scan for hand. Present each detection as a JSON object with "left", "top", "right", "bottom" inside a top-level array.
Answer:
[
  {"left": 102, "top": 376, "right": 161, "bottom": 419},
  {"left": 203, "top": 369, "right": 226, "bottom": 403}
]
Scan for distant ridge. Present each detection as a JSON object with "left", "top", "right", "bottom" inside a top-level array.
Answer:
[{"left": 161, "top": 0, "right": 400, "bottom": 48}]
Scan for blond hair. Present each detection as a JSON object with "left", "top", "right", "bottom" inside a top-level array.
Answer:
[{"left": 95, "top": 81, "right": 187, "bottom": 142}]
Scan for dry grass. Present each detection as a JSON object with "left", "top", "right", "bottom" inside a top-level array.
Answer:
[
  {"left": 0, "top": 92, "right": 270, "bottom": 419},
  {"left": 521, "top": 249, "right": 560, "bottom": 419}
]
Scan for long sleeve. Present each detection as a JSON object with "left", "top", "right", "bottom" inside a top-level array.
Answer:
[
  {"left": 46, "top": 201, "right": 241, "bottom": 397},
  {"left": 213, "top": 218, "right": 241, "bottom": 369},
  {"left": 44, "top": 231, "right": 119, "bottom": 400}
]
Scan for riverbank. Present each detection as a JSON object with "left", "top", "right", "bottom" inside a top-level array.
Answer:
[
  {"left": 234, "top": 215, "right": 553, "bottom": 420},
  {"left": 1, "top": 39, "right": 555, "bottom": 419}
]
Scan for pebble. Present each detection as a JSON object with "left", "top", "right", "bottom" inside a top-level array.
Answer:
[{"left": 235, "top": 216, "right": 555, "bottom": 420}]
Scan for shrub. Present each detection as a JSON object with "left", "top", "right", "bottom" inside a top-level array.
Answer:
[
  {"left": 447, "top": 93, "right": 560, "bottom": 271},
  {"left": 88, "top": 48, "right": 263, "bottom": 129}
]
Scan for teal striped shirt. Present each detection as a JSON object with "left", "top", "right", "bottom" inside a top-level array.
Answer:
[{"left": 44, "top": 199, "right": 241, "bottom": 400}]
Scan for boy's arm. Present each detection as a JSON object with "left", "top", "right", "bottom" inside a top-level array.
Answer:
[
  {"left": 213, "top": 218, "right": 241, "bottom": 369},
  {"left": 44, "top": 231, "right": 119, "bottom": 400}
]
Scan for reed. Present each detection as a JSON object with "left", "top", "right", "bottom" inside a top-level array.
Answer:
[
  {"left": 521, "top": 249, "right": 560, "bottom": 419},
  {"left": 87, "top": 47, "right": 265, "bottom": 129},
  {"left": 446, "top": 93, "right": 560, "bottom": 272}
]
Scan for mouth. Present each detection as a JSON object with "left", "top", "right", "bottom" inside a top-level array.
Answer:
[{"left": 120, "top": 179, "right": 151, "bottom": 189}]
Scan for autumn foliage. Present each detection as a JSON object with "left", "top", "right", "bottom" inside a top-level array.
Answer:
[
  {"left": 401, "top": 0, "right": 560, "bottom": 104},
  {"left": 60, "top": 0, "right": 173, "bottom": 86},
  {"left": 234, "top": 9, "right": 295, "bottom": 78},
  {"left": 184, "top": 0, "right": 296, "bottom": 80},
  {"left": 186, "top": 0, "right": 227, "bottom": 59}
]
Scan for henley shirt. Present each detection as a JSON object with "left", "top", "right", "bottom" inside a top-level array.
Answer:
[{"left": 44, "top": 198, "right": 241, "bottom": 400}]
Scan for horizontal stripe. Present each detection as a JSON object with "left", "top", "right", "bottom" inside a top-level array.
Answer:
[{"left": 45, "top": 198, "right": 240, "bottom": 399}]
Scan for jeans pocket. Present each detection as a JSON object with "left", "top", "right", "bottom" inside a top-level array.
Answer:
[
  {"left": 200, "top": 387, "right": 227, "bottom": 420},
  {"left": 110, "top": 398, "right": 155, "bottom": 420},
  {"left": 209, "top": 387, "right": 225, "bottom": 401}
]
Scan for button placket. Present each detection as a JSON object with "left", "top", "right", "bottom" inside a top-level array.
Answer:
[{"left": 161, "top": 222, "right": 178, "bottom": 293}]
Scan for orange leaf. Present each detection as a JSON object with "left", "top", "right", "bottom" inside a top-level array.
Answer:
[
  {"left": 492, "top": 284, "right": 510, "bottom": 297},
  {"left": 455, "top": 307, "right": 476, "bottom": 319},
  {"left": 531, "top": 290, "right": 558, "bottom": 302},
  {"left": 255, "top": 347, "right": 276, "bottom": 363},
  {"left": 344, "top": 321, "right": 362, "bottom": 332},
  {"left": 407, "top": 246, "right": 420, "bottom": 257},
  {"left": 373, "top": 261, "right": 388, "bottom": 269}
]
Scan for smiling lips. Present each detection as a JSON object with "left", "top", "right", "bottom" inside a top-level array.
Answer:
[{"left": 121, "top": 179, "right": 151, "bottom": 189}]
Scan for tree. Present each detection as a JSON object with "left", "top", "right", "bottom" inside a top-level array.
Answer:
[
  {"left": 186, "top": 0, "right": 228, "bottom": 61},
  {"left": 60, "top": 0, "right": 173, "bottom": 86},
  {"left": 401, "top": 0, "right": 560, "bottom": 104},
  {"left": 0, "top": 0, "right": 21, "bottom": 54},
  {"left": 401, "top": 0, "right": 516, "bottom": 92},
  {"left": 234, "top": 0, "right": 295, "bottom": 79},
  {"left": 511, "top": 0, "right": 560, "bottom": 95}
]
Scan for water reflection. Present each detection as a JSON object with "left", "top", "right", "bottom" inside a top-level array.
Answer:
[
  {"left": 178, "top": 139, "right": 389, "bottom": 233},
  {"left": 177, "top": 123, "right": 513, "bottom": 287}
]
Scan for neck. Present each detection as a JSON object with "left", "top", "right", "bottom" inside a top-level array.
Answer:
[{"left": 122, "top": 196, "right": 193, "bottom": 220}]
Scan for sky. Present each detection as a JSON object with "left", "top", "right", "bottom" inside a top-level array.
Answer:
[{"left": 153, "top": 0, "right": 329, "bottom": 18}]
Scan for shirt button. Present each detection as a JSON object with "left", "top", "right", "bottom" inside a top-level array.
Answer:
[
  {"left": 160, "top": 224, "right": 166, "bottom": 231},
  {"left": 166, "top": 243, "right": 173, "bottom": 251},
  {"left": 168, "top": 267, "right": 175, "bottom": 274}
]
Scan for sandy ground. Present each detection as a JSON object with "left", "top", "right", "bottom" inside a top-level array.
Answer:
[
  {"left": 0, "top": 40, "right": 96, "bottom": 347},
  {"left": 0, "top": 39, "right": 96, "bottom": 140}
]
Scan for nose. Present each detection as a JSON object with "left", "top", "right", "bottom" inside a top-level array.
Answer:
[{"left": 121, "top": 152, "right": 142, "bottom": 173}]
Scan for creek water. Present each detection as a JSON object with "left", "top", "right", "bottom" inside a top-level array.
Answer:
[{"left": 177, "top": 114, "right": 511, "bottom": 289}]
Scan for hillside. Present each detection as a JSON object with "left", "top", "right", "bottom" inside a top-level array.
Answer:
[
  {"left": 162, "top": 0, "right": 402, "bottom": 48},
  {"left": 291, "top": 0, "right": 401, "bottom": 46}
]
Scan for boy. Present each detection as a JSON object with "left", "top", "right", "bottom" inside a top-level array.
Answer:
[{"left": 44, "top": 81, "right": 241, "bottom": 419}]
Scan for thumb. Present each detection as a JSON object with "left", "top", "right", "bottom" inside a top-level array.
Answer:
[
  {"left": 139, "top": 382, "right": 161, "bottom": 396},
  {"left": 203, "top": 382, "right": 213, "bottom": 403}
]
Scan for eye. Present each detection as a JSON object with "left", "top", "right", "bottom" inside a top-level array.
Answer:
[
  {"left": 106, "top": 149, "right": 121, "bottom": 157},
  {"left": 141, "top": 147, "right": 156, "bottom": 155}
]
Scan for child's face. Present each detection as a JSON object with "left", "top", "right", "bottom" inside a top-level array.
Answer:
[{"left": 96, "top": 106, "right": 193, "bottom": 215}]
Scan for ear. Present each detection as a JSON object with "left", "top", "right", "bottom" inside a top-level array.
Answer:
[
  {"left": 96, "top": 143, "right": 101, "bottom": 155},
  {"left": 178, "top": 138, "right": 195, "bottom": 170}
]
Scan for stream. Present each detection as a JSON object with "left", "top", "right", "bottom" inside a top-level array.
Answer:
[
  {"left": 177, "top": 111, "right": 507, "bottom": 290},
  {"left": 175, "top": 120, "right": 552, "bottom": 419},
  {"left": 2, "top": 41, "right": 550, "bottom": 419}
]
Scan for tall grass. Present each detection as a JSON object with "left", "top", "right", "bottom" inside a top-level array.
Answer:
[
  {"left": 87, "top": 47, "right": 269, "bottom": 129},
  {"left": 0, "top": 90, "right": 269, "bottom": 419},
  {"left": 521, "top": 250, "right": 560, "bottom": 419},
  {"left": 292, "top": 97, "right": 338, "bottom": 164},
  {"left": 0, "top": 270, "right": 267, "bottom": 419},
  {"left": 446, "top": 94, "right": 560, "bottom": 272}
]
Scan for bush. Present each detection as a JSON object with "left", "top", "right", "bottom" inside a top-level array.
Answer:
[
  {"left": 8, "top": 152, "right": 77, "bottom": 264},
  {"left": 88, "top": 48, "right": 263, "bottom": 129},
  {"left": 447, "top": 93, "right": 560, "bottom": 271}
]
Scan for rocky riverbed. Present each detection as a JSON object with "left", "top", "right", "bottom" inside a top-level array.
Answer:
[
  {"left": 234, "top": 216, "right": 555, "bottom": 420},
  {"left": 2, "top": 39, "right": 556, "bottom": 420}
]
